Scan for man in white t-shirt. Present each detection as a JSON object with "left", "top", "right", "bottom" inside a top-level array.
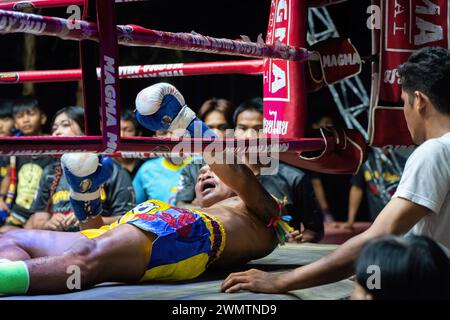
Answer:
[{"left": 222, "top": 47, "right": 450, "bottom": 294}]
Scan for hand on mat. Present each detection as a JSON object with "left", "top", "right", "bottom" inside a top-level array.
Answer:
[
  {"left": 44, "top": 213, "right": 66, "bottom": 231},
  {"left": 287, "top": 229, "right": 318, "bottom": 243},
  {"left": 221, "top": 269, "right": 285, "bottom": 294}
]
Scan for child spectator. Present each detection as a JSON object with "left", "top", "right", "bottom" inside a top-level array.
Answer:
[
  {"left": 0, "top": 99, "right": 15, "bottom": 137},
  {"left": 133, "top": 129, "right": 193, "bottom": 206},
  {"left": 0, "top": 99, "right": 14, "bottom": 225},
  {"left": 0, "top": 97, "right": 54, "bottom": 232}
]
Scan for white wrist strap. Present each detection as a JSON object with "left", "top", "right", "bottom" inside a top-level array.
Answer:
[
  {"left": 168, "top": 105, "right": 196, "bottom": 132},
  {"left": 70, "top": 189, "right": 101, "bottom": 201}
]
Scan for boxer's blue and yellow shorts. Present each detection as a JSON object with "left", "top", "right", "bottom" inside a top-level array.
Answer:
[{"left": 79, "top": 200, "right": 226, "bottom": 281}]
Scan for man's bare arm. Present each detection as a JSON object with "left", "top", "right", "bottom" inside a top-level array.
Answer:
[
  {"left": 222, "top": 197, "right": 429, "bottom": 293},
  {"left": 207, "top": 160, "right": 279, "bottom": 223}
]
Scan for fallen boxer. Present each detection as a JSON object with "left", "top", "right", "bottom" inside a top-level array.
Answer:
[{"left": 0, "top": 83, "right": 293, "bottom": 295}]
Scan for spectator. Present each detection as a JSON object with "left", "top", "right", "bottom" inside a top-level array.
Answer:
[
  {"left": 336, "top": 147, "right": 411, "bottom": 230},
  {"left": 26, "top": 106, "right": 136, "bottom": 232},
  {"left": 308, "top": 114, "right": 352, "bottom": 222},
  {"left": 116, "top": 108, "right": 145, "bottom": 180},
  {"left": 352, "top": 235, "right": 450, "bottom": 300},
  {"left": 0, "top": 99, "right": 14, "bottom": 225},
  {"left": 220, "top": 47, "right": 450, "bottom": 295},
  {"left": 0, "top": 99, "right": 15, "bottom": 137},
  {"left": 232, "top": 97, "right": 323, "bottom": 242},
  {"left": 179, "top": 97, "right": 323, "bottom": 242},
  {"left": 197, "top": 98, "right": 235, "bottom": 138},
  {"left": 0, "top": 97, "right": 54, "bottom": 232},
  {"left": 133, "top": 129, "right": 193, "bottom": 206},
  {"left": 233, "top": 97, "right": 264, "bottom": 139}
]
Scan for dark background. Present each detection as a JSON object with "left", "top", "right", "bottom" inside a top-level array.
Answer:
[{"left": 0, "top": 0, "right": 372, "bottom": 125}]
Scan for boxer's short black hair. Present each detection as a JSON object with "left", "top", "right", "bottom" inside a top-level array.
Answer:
[{"left": 398, "top": 47, "right": 450, "bottom": 115}]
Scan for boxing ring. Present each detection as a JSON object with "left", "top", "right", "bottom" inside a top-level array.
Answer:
[
  {"left": 0, "top": 0, "right": 448, "bottom": 300},
  {"left": 0, "top": 0, "right": 367, "bottom": 175},
  {"left": 0, "top": 243, "right": 354, "bottom": 300}
]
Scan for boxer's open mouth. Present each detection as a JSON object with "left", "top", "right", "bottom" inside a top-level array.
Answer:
[{"left": 201, "top": 180, "right": 216, "bottom": 195}]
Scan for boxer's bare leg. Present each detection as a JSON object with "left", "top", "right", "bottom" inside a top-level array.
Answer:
[
  {"left": 0, "top": 229, "right": 86, "bottom": 261},
  {"left": 0, "top": 225, "right": 155, "bottom": 294}
]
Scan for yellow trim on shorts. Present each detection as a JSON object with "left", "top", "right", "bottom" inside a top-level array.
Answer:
[{"left": 194, "top": 210, "right": 227, "bottom": 266}]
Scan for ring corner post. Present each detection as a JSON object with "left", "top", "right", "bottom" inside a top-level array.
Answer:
[
  {"left": 96, "top": 0, "right": 121, "bottom": 155},
  {"left": 80, "top": 0, "right": 102, "bottom": 152},
  {"left": 263, "top": 0, "right": 308, "bottom": 141}
]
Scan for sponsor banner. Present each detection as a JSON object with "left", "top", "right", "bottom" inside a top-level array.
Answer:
[
  {"left": 263, "top": 0, "right": 308, "bottom": 138},
  {"left": 306, "top": 37, "right": 362, "bottom": 91},
  {"left": 380, "top": 0, "right": 449, "bottom": 102},
  {"left": 370, "top": 0, "right": 449, "bottom": 146}
]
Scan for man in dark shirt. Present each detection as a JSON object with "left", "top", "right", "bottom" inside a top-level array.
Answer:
[
  {"left": 336, "top": 147, "right": 411, "bottom": 229},
  {"left": 177, "top": 98, "right": 323, "bottom": 242}
]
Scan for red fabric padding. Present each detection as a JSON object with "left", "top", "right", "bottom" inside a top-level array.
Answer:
[
  {"left": 369, "top": 0, "right": 449, "bottom": 147},
  {"left": 306, "top": 37, "right": 362, "bottom": 92},
  {"left": 278, "top": 128, "right": 368, "bottom": 175},
  {"left": 263, "top": 0, "right": 308, "bottom": 139},
  {"left": 371, "top": 107, "right": 414, "bottom": 147}
]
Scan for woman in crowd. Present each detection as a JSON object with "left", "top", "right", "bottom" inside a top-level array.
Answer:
[{"left": 26, "top": 106, "right": 136, "bottom": 231}]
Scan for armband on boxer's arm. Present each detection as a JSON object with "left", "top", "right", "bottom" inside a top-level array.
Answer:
[{"left": 267, "top": 196, "right": 294, "bottom": 245}]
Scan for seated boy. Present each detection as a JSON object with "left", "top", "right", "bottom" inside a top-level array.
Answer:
[{"left": 0, "top": 97, "right": 54, "bottom": 232}]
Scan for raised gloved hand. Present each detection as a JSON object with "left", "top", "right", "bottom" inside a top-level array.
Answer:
[
  {"left": 135, "top": 82, "right": 215, "bottom": 138},
  {"left": 61, "top": 153, "right": 113, "bottom": 222}
]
